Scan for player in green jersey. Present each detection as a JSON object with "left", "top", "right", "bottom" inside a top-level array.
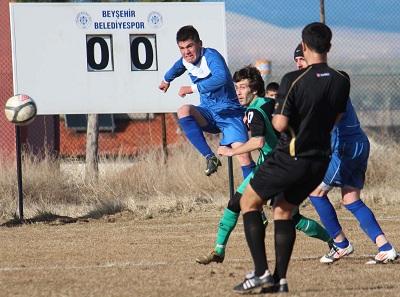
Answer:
[{"left": 196, "top": 65, "right": 331, "bottom": 265}]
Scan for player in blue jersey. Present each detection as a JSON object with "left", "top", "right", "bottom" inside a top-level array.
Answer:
[
  {"left": 292, "top": 44, "right": 399, "bottom": 264},
  {"left": 159, "top": 25, "right": 254, "bottom": 178}
]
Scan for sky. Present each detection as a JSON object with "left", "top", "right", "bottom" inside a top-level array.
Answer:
[{"left": 202, "top": 0, "right": 400, "bottom": 33}]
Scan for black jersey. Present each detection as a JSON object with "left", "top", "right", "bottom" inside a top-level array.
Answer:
[
  {"left": 246, "top": 98, "right": 274, "bottom": 137},
  {"left": 274, "top": 63, "right": 350, "bottom": 158}
]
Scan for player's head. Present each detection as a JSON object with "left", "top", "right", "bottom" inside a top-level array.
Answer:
[
  {"left": 301, "top": 22, "right": 332, "bottom": 56},
  {"left": 294, "top": 43, "right": 307, "bottom": 70},
  {"left": 176, "top": 25, "right": 202, "bottom": 64},
  {"left": 265, "top": 82, "right": 279, "bottom": 99},
  {"left": 233, "top": 66, "right": 265, "bottom": 106}
]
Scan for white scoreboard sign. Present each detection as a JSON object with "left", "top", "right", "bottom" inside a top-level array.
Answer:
[{"left": 9, "top": 2, "right": 227, "bottom": 115}]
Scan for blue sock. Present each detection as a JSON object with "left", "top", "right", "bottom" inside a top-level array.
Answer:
[
  {"left": 309, "top": 195, "right": 342, "bottom": 239},
  {"left": 241, "top": 161, "right": 256, "bottom": 179},
  {"left": 178, "top": 116, "right": 213, "bottom": 158},
  {"left": 344, "top": 199, "right": 384, "bottom": 244},
  {"left": 378, "top": 242, "right": 393, "bottom": 252},
  {"left": 335, "top": 238, "right": 350, "bottom": 249}
]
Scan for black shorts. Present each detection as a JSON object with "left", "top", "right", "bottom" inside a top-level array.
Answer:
[{"left": 250, "top": 150, "right": 329, "bottom": 206}]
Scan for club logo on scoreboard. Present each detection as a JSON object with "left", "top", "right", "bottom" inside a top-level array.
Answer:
[
  {"left": 75, "top": 11, "right": 92, "bottom": 29},
  {"left": 147, "top": 11, "right": 163, "bottom": 29}
]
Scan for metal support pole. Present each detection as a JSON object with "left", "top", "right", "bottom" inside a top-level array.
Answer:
[
  {"left": 15, "top": 126, "right": 24, "bottom": 220},
  {"left": 320, "top": 0, "right": 326, "bottom": 24},
  {"left": 161, "top": 113, "right": 168, "bottom": 163},
  {"left": 227, "top": 156, "right": 234, "bottom": 200}
]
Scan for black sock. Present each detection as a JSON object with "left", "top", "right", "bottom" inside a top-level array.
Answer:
[
  {"left": 274, "top": 220, "right": 296, "bottom": 281},
  {"left": 243, "top": 211, "right": 268, "bottom": 276}
]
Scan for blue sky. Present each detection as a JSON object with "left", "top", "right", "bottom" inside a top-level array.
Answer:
[{"left": 202, "top": 0, "right": 400, "bottom": 33}]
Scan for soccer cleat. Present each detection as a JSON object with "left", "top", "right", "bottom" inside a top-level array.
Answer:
[
  {"left": 274, "top": 278, "right": 289, "bottom": 293},
  {"left": 205, "top": 156, "right": 222, "bottom": 176},
  {"left": 373, "top": 247, "right": 398, "bottom": 264},
  {"left": 195, "top": 251, "right": 224, "bottom": 265},
  {"left": 262, "top": 278, "right": 289, "bottom": 293},
  {"left": 233, "top": 270, "right": 274, "bottom": 294},
  {"left": 320, "top": 242, "right": 354, "bottom": 263}
]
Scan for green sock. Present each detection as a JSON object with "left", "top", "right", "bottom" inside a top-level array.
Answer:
[
  {"left": 293, "top": 212, "right": 331, "bottom": 242},
  {"left": 214, "top": 208, "right": 239, "bottom": 255}
]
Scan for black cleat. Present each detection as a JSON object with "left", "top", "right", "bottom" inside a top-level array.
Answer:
[
  {"left": 205, "top": 156, "right": 222, "bottom": 176},
  {"left": 262, "top": 278, "right": 289, "bottom": 293},
  {"left": 233, "top": 271, "right": 274, "bottom": 294}
]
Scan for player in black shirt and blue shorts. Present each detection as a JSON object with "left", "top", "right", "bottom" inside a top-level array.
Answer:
[{"left": 233, "top": 22, "right": 350, "bottom": 294}]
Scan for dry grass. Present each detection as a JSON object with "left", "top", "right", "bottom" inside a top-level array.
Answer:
[{"left": 0, "top": 136, "right": 399, "bottom": 222}]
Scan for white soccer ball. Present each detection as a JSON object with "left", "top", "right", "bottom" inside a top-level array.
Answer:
[{"left": 4, "top": 94, "right": 37, "bottom": 125}]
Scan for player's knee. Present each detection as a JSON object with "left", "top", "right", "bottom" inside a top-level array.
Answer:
[
  {"left": 228, "top": 192, "right": 242, "bottom": 213},
  {"left": 177, "top": 105, "right": 192, "bottom": 118}
]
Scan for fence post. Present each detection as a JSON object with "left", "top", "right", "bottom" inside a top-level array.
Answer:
[
  {"left": 320, "top": 0, "right": 326, "bottom": 23},
  {"left": 161, "top": 113, "right": 168, "bottom": 163}
]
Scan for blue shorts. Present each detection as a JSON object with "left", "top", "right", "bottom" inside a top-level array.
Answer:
[
  {"left": 196, "top": 105, "right": 248, "bottom": 145},
  {"left": 322, "top": 140, "right": 369, "bottom": 190}
]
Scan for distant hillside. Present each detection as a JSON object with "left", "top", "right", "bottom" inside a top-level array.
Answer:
[{"left": 225, "top": 12, "right": 400, "bottom": 72}]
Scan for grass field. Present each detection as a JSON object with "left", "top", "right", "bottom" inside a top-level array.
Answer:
[
  {"left": 0, "top": 140, "right": 399, "bottom": 296},
  {"left": 0, "top": 206, "right": 399, "bottom": 297}
]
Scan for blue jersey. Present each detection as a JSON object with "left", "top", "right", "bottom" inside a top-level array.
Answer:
[
  {"left": 331, "top": 99, "right": 368, "bottom": 151},
  {"left": 164, "top": 47, "right": 243, "bottom": 115}
]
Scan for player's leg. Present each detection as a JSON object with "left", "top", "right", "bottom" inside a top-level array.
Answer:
[
  {"left": 272, "top": 196, "right": 296, "bottom": 293},
  {"left": 341, "top": 187, "right": 398, "bottom": 263},
  {"left": 233, "top": 184, "right": 274, "bottom": 294},
  {"left": 196, "top": 170, "right": 268, "bottom": 265},
  {"left": 271, "top": 156, "right": 328, "bottom": 293},
  {"left": 341, "top": 140, "right": 397, "bottom": 262},
  {"left": 309, "top": 184, "right": 354, "bottom": 263},
  {"left": 177, "top": 105, "right": 221, "bottom": 175},
  {"left": 292, "top": 207, "right": 332, "bottom": 247},
  {"left": 218, "top": 114, "right": 255, "bottom": 179}
]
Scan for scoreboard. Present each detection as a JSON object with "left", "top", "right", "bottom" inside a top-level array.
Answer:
[{"left": 9, "top": 2, "right": 226, "bottom": 115}]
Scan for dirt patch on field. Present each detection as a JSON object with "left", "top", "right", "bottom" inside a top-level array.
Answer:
[{"left": 1, "top": 205, "right": 399, "bottom": 297}]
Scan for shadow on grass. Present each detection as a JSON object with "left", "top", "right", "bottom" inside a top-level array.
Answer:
[{"left": 1, "top": 202, "right": 126, "bottom": 227}]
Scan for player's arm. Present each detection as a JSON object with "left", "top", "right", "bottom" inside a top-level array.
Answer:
[
  {"left": 218, "top": 109, "right": 265, "bottom": 157},
  {"left": 193, "top": 50, "right": 230, "bottom": 94},
  {"left": 159, "top": 59, "right": 186, "bottom": 93}
]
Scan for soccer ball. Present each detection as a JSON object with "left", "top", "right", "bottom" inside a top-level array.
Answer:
[{"left": 4, "top": 94, "right": 37, "bottom": 125}]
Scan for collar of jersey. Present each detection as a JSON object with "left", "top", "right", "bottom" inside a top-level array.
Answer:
[{"left": 182, "top": 48, "right": 211, "bottom": 79}]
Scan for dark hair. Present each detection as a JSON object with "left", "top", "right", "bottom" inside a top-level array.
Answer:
[
  {"left": 176, "top": 25, "right": 201, "bottom": 43},
  {"left": 266, "top": 82, "right": 279, "bottom": 92},
  {"left": 302, "top": 22, "right": 332, "bottom": 54},
  {"left": 233, "top": 66, "right": 265, "bottom": 97}
]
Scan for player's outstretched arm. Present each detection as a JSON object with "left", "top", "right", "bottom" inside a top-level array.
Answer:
[{"left": 218, "top": 137, "right": 265, "bottom": 157}]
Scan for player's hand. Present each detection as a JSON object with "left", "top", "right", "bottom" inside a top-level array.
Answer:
[
  {"left": 217, "top": 146, "right": 234, "bottom": 157},
  {"left": 243, "top": 115, "right": 248, "bottom": 124},
  {"left": 178, "top": 86, "right": 193, "bottom": 98},
  {"left": 159, "top": 81, "right": 170, "bottom": 93}
]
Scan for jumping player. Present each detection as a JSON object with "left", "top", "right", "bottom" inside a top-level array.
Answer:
[
  {"left": 159, "top": 25, "right": 254, "bottom": 178},
  {"left": 233, "top": 22, "right": 350, "bottom": 294}
]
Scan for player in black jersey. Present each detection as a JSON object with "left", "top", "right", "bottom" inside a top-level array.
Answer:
[{"left": 233, "top": 22, "right": 350, "bottom": 294}]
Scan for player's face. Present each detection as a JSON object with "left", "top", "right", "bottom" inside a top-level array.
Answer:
[
  {"left": 178, "top": 39, "right": 202, "bottom": 64},
  {"left": 235, "top": 79, "right": 256, "bottom": 106},
  {"left": 266, "top": 90, "right": 278, "bottom": 99},
  {"left": 295, "top": 57, "right": 307, "bottom": 70}
]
